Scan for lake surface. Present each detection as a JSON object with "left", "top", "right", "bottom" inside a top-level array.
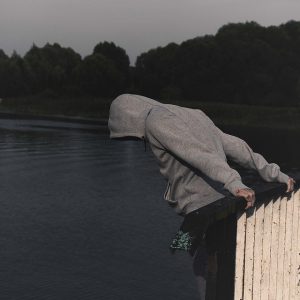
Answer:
[{"left": 0, "top": 117, "right": 299, "bottom": 300}]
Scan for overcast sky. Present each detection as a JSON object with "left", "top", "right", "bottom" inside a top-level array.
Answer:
[{"left": 0, "top": 0, "right": 300, "bottom": 65}]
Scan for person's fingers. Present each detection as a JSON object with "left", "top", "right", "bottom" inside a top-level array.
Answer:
[
  {"left": 245, "top": 199, "right": 253, "bottom": 210},
  {"left": 245, "top": 202, "right": 250, "bottom": 210},
  {"left": 245, "top": 192, "right": 255, "bottom": 210},
  {"left": 235, "top": 188, "right": 256, "bottom": 210},
  {"left": 286, "top": 179, "right": 290, "bottom": 192},
  {"left": 291, "top": 178, "right": 295, "bottom": 190},
  {"left": 247, "top": 190, "right": 254, "bottom": 203},
  {"left": 286, "top": 178, "right": 295, "bottom": 192},
  {"left": 249, "top": 191, "right": 255, "bottom": 208}
]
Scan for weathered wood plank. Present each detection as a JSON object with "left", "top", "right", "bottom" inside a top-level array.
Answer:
[
  {"left": 261, "top": 199, "right": 273, "bottom": 300},
  {"left": 290, "top": 189, "right": 299, "bottom": 300},
  {"left": 283, "top": 194, "right": 294, "bottom": 300},
  {"left": 234, "top": 209, "right": 247, "bottom": 300},
  {"left": 275, "top": 195, "right": 287, "bottom": 300},
  {"left": 243, "top": 208, "right": 255, "bottom": 300},
  {"left": 268, "top": 196, "right": 281, "bottom": 300},
  {"left": 295, "top": 188, "right": 300, "bottom": 297},
  {"left": 252, "top": 203, "right": 264, "bottom": 300}
]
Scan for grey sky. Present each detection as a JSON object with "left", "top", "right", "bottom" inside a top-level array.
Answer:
[{"left": 0, "top": 0, "right": 300, "bottom": 65}]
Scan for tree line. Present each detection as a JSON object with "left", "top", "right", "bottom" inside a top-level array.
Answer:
[
  {"left": 0, "top": 41, "right": 130, "bottom": 99},
  {"left": 1, "top": 20, "right": 300, "bottom": 106}
]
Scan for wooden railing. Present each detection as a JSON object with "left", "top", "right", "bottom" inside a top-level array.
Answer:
[{"left": 234, "top": 187, "right": 300, "bottom": 300}]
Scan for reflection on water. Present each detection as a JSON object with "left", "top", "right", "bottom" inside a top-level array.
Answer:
[{"left": 0, "top": 118, "right": 298, "bottom": 300}]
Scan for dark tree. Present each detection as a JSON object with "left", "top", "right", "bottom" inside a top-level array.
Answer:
[
  {"left": 133, "top": 20, "right": 300, "bottom": 106},
  {"left": 135, "top": 42, "right": 179, "bottom": 99},
  {"left": 74, "top": 53, "right": 125, "bottom": 97},
  {"left": 24, "top": 43, "right": 81, "bottom": 93},
  {"left": 93, "top": 41, "right": 130, "bottom": 74}
]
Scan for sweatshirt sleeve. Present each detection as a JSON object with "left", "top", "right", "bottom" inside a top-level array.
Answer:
[
  {"left": 215, "top": 127, "right": 290, "bottom": 184},
  {"left": 145, "top": 108, "right": 250, "bottom": 196}
]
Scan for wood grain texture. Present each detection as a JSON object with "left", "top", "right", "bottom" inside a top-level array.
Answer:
[
  {"left": 283, "top": 195, "right": 294, "bottom": 300},
  {"left": 260, "top": 199, "right": 273, "bottom": 300},
  {"left": 234, "top": 210, "right": 247, "bottom": 300},
  {"left": 252, "top": 203, "right": 264, "bottom": 300},
  {"left": 295, "top": 189, "right": 300, "bottom": 297},
  {"left": 268, "top": 196, "right": 281, "bottom": 300},
  {"left": 290, "top": 189, "right": 299, "bottom": 300},
  {"left": 243, "top": 208, "right": 255, "bottom": 300},
  {"left": 276, "top": 195, "right": 287, "bottom": 300}
]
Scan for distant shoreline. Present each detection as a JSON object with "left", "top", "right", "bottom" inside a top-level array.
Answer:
[
  {"left": 1, "top": 96, "right": 300, "bottom": 130},
  {"left": 0, "top": 110, "right": 108, "bottom": 126}
]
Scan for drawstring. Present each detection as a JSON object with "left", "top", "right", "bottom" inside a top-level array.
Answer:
[
  {"left": 143, "top": 136, "right": 147, "bottom": 152},
  {"left": 143, "top": 109, "right": 152, "bottom": 152}
]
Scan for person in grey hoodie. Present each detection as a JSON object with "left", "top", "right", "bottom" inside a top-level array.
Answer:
[
  {"left": 108, "top": 93, "right": 295, "bottom": 214},
  {"left": 108, "top": 93, "right": 295, "bottom": 297}
]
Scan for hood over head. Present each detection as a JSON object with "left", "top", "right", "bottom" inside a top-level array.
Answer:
[{"left": 108, "top": 94, "right": 164, "bottom": 139}]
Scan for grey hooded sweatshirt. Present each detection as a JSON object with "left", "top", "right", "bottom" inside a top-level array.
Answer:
[{"left": 108, "top": 94, "right": 290, "bottom": 216}]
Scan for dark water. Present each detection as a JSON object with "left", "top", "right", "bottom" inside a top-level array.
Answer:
[{"left": 0, "top": 118, "right": 299, "bottom": 300}]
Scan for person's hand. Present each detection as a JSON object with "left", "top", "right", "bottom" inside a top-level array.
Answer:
[
  {"left": 235, "top": 188, "right": 256, "bottom": 210},
  {"left": 286, "top": 177, "right": 296, "bottom": 192}
]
